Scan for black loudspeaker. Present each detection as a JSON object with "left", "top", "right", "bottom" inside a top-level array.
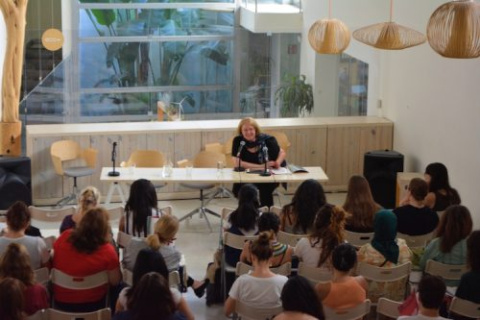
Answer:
[
  {"left": 363, "top": 150, "right": 404, "bottom": 209},
  {"left": 0, "top": 156, "right": 32, "bottom": 210}
]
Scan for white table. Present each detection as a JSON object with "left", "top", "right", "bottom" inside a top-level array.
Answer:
[{"left": 100, "top": 166, "right": 329, "bottom": 205}]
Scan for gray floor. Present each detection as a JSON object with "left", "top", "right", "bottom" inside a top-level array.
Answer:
[{"left": 37, "top": 192, "right": 346, "bottom": 320}]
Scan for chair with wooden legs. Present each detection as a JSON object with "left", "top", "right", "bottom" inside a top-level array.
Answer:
[{"left": 51, "top": 140, "right": 98, "bottom": 207}]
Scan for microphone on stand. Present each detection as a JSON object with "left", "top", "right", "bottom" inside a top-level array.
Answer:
[
  {"left": 234, "top": 140, "right": 246, "bottom": 172},
  {"left": 108, "top": 142, "right": 120, "bottom": 177},
  {"left": 260, "top": 144, "right": 271, "bottom": 176}
]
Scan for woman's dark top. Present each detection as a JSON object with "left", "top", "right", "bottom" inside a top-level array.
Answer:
[
  {"left": 433, "top": 189, "right": 461, "bottom": 212},
  {"left": 393, "top": 205, "right": 439, "bottom": 235},
  {"left": 232, "top": 134, "right": 282, "bottom": 166},
  {"left": 456, "top": 271, "right": 480, "bottom": 303}
]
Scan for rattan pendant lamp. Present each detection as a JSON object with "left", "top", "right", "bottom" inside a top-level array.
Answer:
[
  {"left": 308, "top": 0, "right": 351, "bottom": 54},
  {"left": 353, "top": 0, "right": 426, "bottom": 50},
  {"left": 427, "top": 0, "right": 480, "bottom": 59}
]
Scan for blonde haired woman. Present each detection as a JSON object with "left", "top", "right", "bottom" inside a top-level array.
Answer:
[
  {"left": 146, "top": 215, "right": 208, "bottom": 298},
  {"left": 60, "top": 186, "right": 100, "bottom": 233}
]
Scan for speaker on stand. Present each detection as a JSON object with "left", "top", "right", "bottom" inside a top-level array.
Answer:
[
  {"left": 0, "top": 156, "right": 32, "bottom": 210},
  {"left": 363, "top": 150, "right": 404, "bottom": 209}
]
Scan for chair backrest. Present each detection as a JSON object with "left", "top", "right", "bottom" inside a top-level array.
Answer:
[
  {"left": 277, "top": 231, "right": 307, "bottom": 247},
  {"left": 51, "top": 268, "right": 108, "bottom": 290},
  {"left": 192, "top": 150, "right": 227, "bottom": 168},
  {"left": 425, "top": 260, "right": 468, "bottom": 281},
  {"left": 235, "top": 300, "right": 283, "bottom": 320},
  {"left": 270, "top": 206, "right": 282, "bottom": 216},
  {"left": 449, "top": 297, "right": 480, "bottom": 319},
  {"left": 356, "top": 262, "right": 412, "bottom": 283},
  {"left": 323, "top": 299, "right": 371, "bottom": 320},
  {"left": 344, "top": 230, "right": 374, "bottom": 248},
  {"left": 106, "top": 206, "right": 124, "bottom": 221},
  {"left": 265, "top": 130, "right": 291, "bottom": 152},
  {"left": 258, "top": 206, "right": 270, "bottom": 213},
  {"left": 117, "top": 231, "right": 133, "bottom": 248},
  {"left": 27, "top": 309, "right": 46, "bottom": 320},
  {"left": 45, "top": 307, "right": 111, "bottom": 320},
  {"left": 123, "top": 269, "right": 133, "bottom": 286},
  {"left": 376, "top": 297, "right": 401, "bottom": 319},
  {"left": 235, "top": 261, "right": 292, "bottom": 277},
  {"left": 126, "top": 150, "right": 165, "bottom": 168},
  {"left": 169, "top": 270, "right": 181, "bottom": 288},
  {"left": 148, "top": 206, "right": 173, "bottom": 234},
  {"left": 43, "top": 235, "right": 56, "bottom": 251},
  {"left": 205, "top": 142, "right": 224, "bottom": 154},
  {"left": 297, "top": 262, "right": 333, "bottom": 285},
  {"left": 51, "top": 140, "right": 83, "bottom": 176},
  {"left": 34, "top": 267, "right": 50, "bottom": 287},
  {"left": 397, "top": 232, "right": 434, "bottom": 249},
  {"left": 223, "top": 232, "right": 257, "bottom": 250},
  {"left": 29, "top": 206, "right": 76, "bottom": 222}
]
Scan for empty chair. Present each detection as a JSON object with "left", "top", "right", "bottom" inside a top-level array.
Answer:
[
  {"left": 50, "top": 140, "right": 98, "bottom": 207},
  {"left": 344, "top": 230, "right": 374, "bottom": 248},
  {"left": 29, "top": 206, "right": 75, "bottom": 223},
  {"left": 124, "top": 150, "right": 166, "bottom": 189},
  {"left": 235, "top": 300, "right": 283, "bottom": 320},
  {"left": 297, "top": 262, "right": 333, "bottom": 285},
  {"left": 323, "top": 299, "right": 371, "bottom": 320},
  {"left": 449, "top": 297, "right": 480, "bottom": 319}
]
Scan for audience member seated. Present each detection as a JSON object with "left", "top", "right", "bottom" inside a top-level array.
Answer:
[
  {"left": 343, "top": 175, "right": 381, "bottom": 233},
  {"left": 317, "top": 243, "right": 367, "bottom": 311},
  {"left": 424, "top": 163, "right": 461, "bottom": 212},
  {"left": 394, "top": 178, "right": 439, "bottom": 235},
  {"left": 113, "top": 272, "right": 185, "bottom": 320},
  {"left": 294, "top": 205, "right": 346, "bottom": 271},
  {"left": 419, "top": 205, "right": 472, "bottom": 286},
  {"left": 455, "top": 230, "right": 480, "bottom": 304},
  {"left": 115, "top": 248, "right": 194, "bottom": 320},
  {"left": 60, "top": 186, "right": 100, "bottom": 233},
  {"left": 0, "top": 243, "right": 49, "bottom": 316},
  {"left": 240, "top": 212, "right": 293, "bottom": 267},
  {"left": 357, "top": 209, "right": 412, "bottom": 302},
  {"left": 280, "top": 179, "right": 327, "bottom": 234},
  {"left": 146, "top": 215, "right": 208, "bottom": 298},
  {"left": 120, "top": 179, "right": 164, "bottom": 237},
  {"left": 0, "top": 277, "right": 26, "bottom": 320},
  {"left": 398, "top": 274, "right": 448, "bottom": 320},
  {"left": 224, "top": 184, "right": 260, "bottom": 267},
  {"left": 274, "top": 275, "right": 325, "bottom": 320},
  {"left": 225, "top": 232, "right": 288, "bottom": 317},
  {"left": 0, "top": 202, "right": 49, "bottom": 269},
  {"left": 53, "top": 207, "right": 121, "bottom": 312}
]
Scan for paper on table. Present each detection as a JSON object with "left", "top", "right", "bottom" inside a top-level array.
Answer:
[{"left": 271, "top": 167, "right": 291, "bottom": 175}]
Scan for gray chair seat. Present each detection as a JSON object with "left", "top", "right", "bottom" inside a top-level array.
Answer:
[
  {"left": 64, "top": 167, "right": 95, "bottom": 178},
  {"left": 180, "top": 182, "right": 215, "bottom": 190}
]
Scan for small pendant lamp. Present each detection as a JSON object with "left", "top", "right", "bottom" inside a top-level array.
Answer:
[
  {"left": 353, "top": 0, "right": 426, "bottom": 50},
  {"left": 427, "top": 0, "right": 480, "bottom": 59},
  {"left": 308, "top": 0, "right": 351, "bottom": 54}
]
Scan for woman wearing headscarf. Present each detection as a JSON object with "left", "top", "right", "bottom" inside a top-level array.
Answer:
[{"left": 357, "top": 210, "right": 412, "bottom": 302}]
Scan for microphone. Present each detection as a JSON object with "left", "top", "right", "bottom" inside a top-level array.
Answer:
[
  {"left": 234, "top": 140, "right": 246, "bottom": 172},
  {"left": 237, "top": 140, "right": 246, "bottom": 157},
  {"left": 108, "top": 141, "right": 120, "bottom": 177},
  {"left": 260, "top": 144, "right": 271, "bottom": 176}
]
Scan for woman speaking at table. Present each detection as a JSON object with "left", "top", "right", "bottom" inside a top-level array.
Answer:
[{"left": 232, "top": 117, "right": 286, "bottom": 207}]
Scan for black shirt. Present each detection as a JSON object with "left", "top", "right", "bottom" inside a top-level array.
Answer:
[
  {"left": 232, "top": 134, "right": 281, "bottom": 165},
  {"left": 393, "top": 205, "right": 439, "bottom": 236}
]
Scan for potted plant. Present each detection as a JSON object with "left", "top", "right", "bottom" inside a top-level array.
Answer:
[{"left": 275, "top": 74, "right": 314, "bottom": 117}]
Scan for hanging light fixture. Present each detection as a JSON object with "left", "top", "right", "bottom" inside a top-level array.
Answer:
[
  {"left": 353, "top": 0, "right": 426, "bottom": 50},
  {"left": 308, "top": 0, "right": 351, "bottom": 54},
  {"left": 427, "top": 0, "right": 480, "bottom": 59}
]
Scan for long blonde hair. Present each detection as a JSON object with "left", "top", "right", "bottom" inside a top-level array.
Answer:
[{"left": 146, "top": 215, "right": 179, "bottom": 250}]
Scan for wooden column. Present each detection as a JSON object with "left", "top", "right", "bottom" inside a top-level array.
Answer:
[{"left": 0, "top": 0, "right": 28, "bottom": 156}]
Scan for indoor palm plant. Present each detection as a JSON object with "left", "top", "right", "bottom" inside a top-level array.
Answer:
[{"left": 275, "top": 74, "right": 314, "bottom": 117}]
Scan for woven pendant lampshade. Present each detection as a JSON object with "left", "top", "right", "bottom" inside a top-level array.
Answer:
[
  {"left": 308, "top": 0, "right": 351, "bottom": 54},
  {"left": 353, "top": 0, "right": 426, "bottom": 50},
  {"left": 427, "top": 0, "right": 480, "bottom": 59}
]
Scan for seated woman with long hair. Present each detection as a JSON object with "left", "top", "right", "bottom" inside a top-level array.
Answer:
[
  {"left": 317, "top": 243, "right": 367, "bottom": 312},
  {"left": 280, "top": 179, "right": 327, "bottom": 234},
  {"left": 419, "top": 205, "right": 473, "bottom": 286},
  {"left": 146, "top": 215, "right": 208, "bottom": 298},
  {"left": 240, "top": 212, "right": 293, "bottom": 267},
  {"left": 294, "top": 205, "right": 346, "bottom": 271},
  {"left": 60, "top": 186, "right": 100, "bottom": 233},
  {"left": 224, "top": 184, "right": 260, "bottom": 267},
  {"left": 357, "top": 209, "right": 412, "bottom": 302},
  {"left": 115, "top": 248, "right": 194, "bottom": 320},
  {"left": 424, "top": 162, "right": 461, "bottom": 212},
  {"left": 0, "top": 277, "right": 26, "bottom": 320},
  {"left": 53, "top": 207, "right": 121, "bottom": 312},
  {"left": 274, "top": 276, "right": 325, "bottom": 320},
  {"left": 113, "top": 272, "right": 185, "bottom": 320},
  {"left": 0, "top": 243, "right": 49, "bottom": 316},
  {"left": 225, "top": 232, "right": 288, "bottom": 317},
  {"left": 343, "top": 175, "right": 381, "bottom": 232}
]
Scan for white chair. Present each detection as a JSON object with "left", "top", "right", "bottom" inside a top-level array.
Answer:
[
  {"left": 117, "top": 231, "right": 133, "bottom": 248},
  {"left": 45, "top": 307, "right": 111, "bottom": 320},
  {"left": 277, "top": 230, "right": 307, "bottom": 247},
  {"left": 124, "top": 268, "right": 180, "bottom": 289},
  {"left": 270, "top": 206, "right": 282, "bottom": 216},
  {"left": 124, "top": 150, "right": 166, "bottom": 190},
  {"left": 34, "top": 267, "right": 50, "bottom": 287},
  {"left": 323, "top": 299, "right": 371, "bottom": 320},
  {"left": 424, "top": 260, "right": 468, "bottom": 282},
  {"left": 449, "top": 297, "right": 480, "bottom": 319},
  {"left": 43, "top": 235, "right": 56, "bottom": 251},
  {"left": 397, "top": 232, "right": 434, "bottom": 249},
  {"left": 29, "top": 205, "right": 75, "bottom": 223},
  {"left": 234, "top": 300, "right": 283, "bottom": 320},
  {"left": 106, "top": 206, "right": 123, "bottom": 221},
  {"left": 344, "top": 230, "right": 374, "bottom": 248},
  {"left": 297, "top": 262, "right": 333, "bottom": 285},
  {"left": 147, "top": 205, "right": 173, "bottom": 234},
  {"left": 123, "top": 268, "right": 133, "bottom": 286},
  {"left": 376, "top": 297, "right": 401, "bottom": 319},
  {"left": 235, "top": 261, "right": 292, "bottom": 277}
]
